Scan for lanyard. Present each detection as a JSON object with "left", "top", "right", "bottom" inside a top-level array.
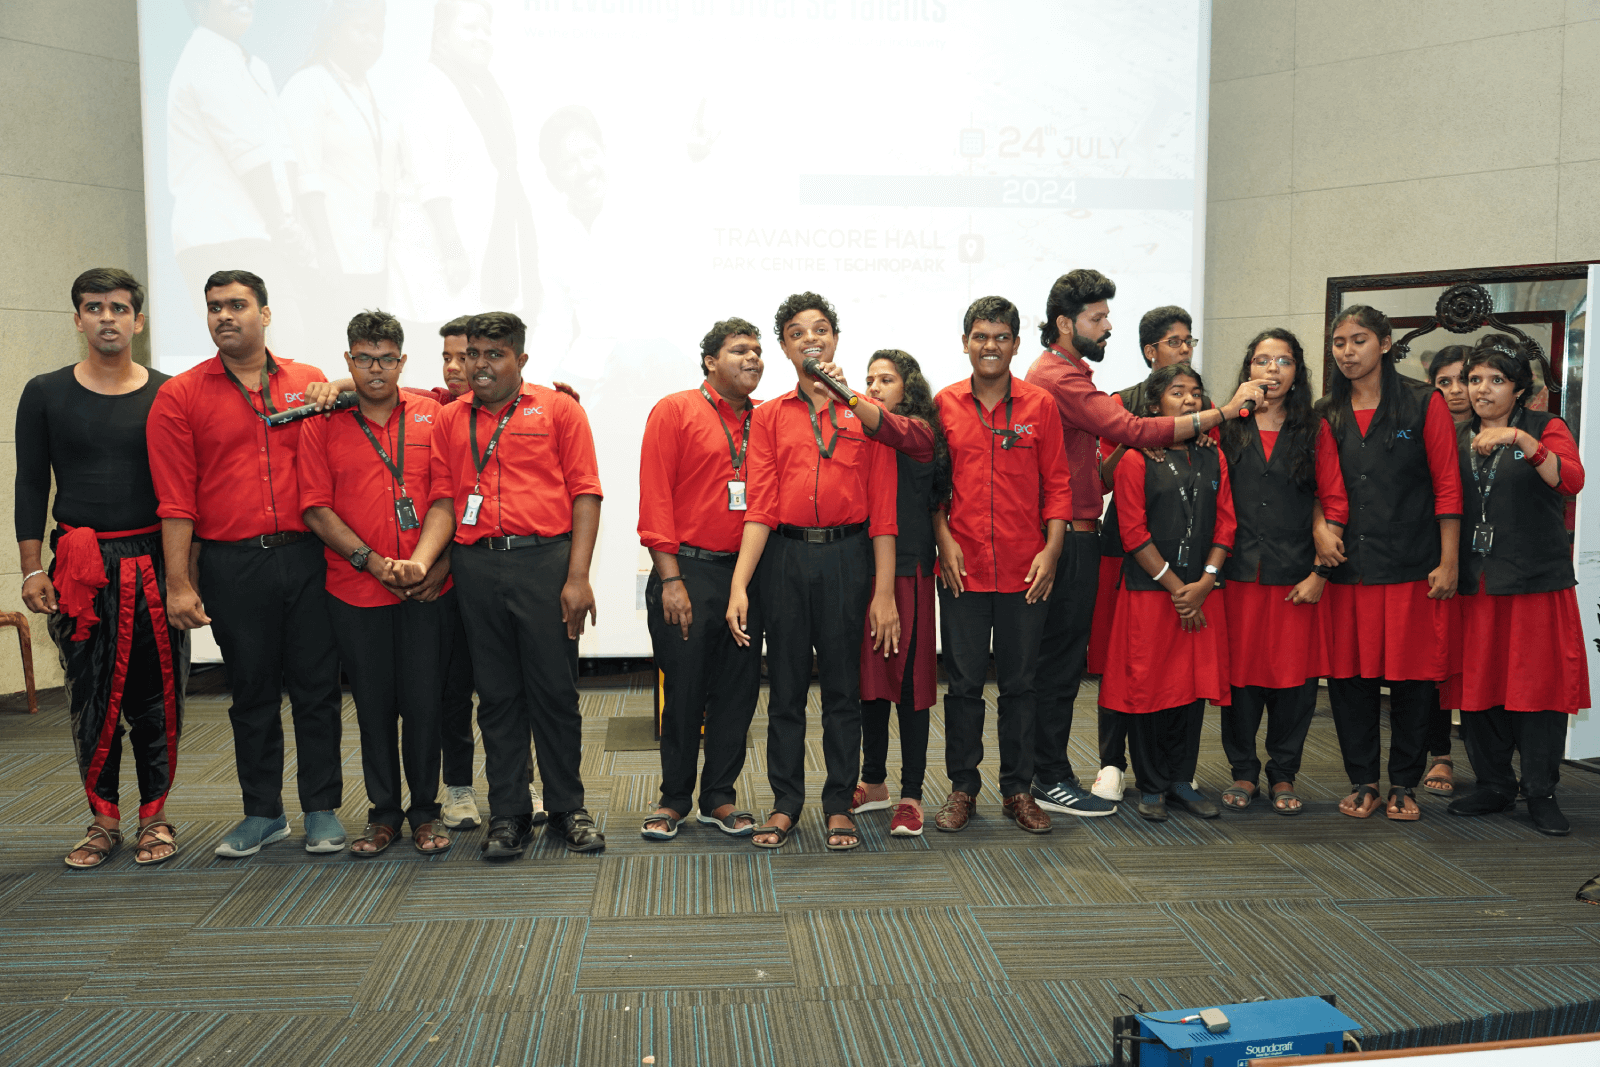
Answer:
[
  {"left": 222, "top": 354, "right": 279, "bottom": 420},
  {"left": 469, "top": 397, "right": 517, "bottom": 492},
  {"left": 1470, "top": 417, "right": 1517, "bottom": 524},
  {"left": 333, "top": 71, "right": 383, "bottom": 164},
  {"left": 1162, "top": 449, "right": 1201, "bottom": 548},
  {"left": 802, "top": 390, "right": 843, "bottom": 459},
  {"left": 971, "top": 389, "right": 1018, "bottom": 450},
  {"left": 354, "top": 408, "right": 406, "bottom": 488},
  {"left": 699, "top": 384, "right": 751, "bottom": 475}
]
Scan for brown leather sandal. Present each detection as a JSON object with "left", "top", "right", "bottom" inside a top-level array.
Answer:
[
  {"left": 65, "top": 824, "right": 122, "bottom": 869},
  {"left": 412, "top": 822, "right": 452, "bottom": 854},
  {"left": 134, "top": 821, "right": 178, "bottom": 865},
  {"left": 350, "top": 823, "right": 398, "bottom": 857}
]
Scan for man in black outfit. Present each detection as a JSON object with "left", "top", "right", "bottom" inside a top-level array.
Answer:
[{"left": 15, "top": 268, "right": 190, "bottom": 869}]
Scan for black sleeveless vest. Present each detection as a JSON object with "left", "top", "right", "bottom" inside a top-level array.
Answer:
[
  {"left": 1458, "top": 410, "right": 1574, "bottom": 596},
  {"left": 1121, "top": 446, "right": 1224, "bottom": 591},
  {"left": 1224, "top": 421, "right": 1319, "bottom": 585},
  {"left": 1327, "top": 376, "right": 1440, "bottom": 585}
]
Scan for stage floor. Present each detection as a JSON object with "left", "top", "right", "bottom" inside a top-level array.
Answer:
[{"left": 1, "top": 674, "right": 1598, "bottom": 1066}]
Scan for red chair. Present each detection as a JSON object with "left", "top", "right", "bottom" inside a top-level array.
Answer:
[{"left": 0, "top": 612, "right": 39, "bottom": 714}]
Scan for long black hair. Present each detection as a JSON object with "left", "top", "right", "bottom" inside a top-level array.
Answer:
[
  {"left": 1221, "top": 328, "right": 1317, "bottom": 491},
  {"left": 1316, "top": 304, "right": 1399, "bottom": 440},
  {"left": 866, "top": 349, "right": 952, "bottom": 504}
]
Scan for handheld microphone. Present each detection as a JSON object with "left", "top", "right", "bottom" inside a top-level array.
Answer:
[
  {"left": 266, "top": 390, "right": 358, "bottom": 426},
  {"left": 802, "top": 357, "right": 860, "bottom": 408},
  {"left": 1238, "top": 397, "right": 1257, "bottom": 418}
]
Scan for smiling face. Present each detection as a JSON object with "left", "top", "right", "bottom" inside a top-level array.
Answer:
[
  {"left": 74, "top": 288, "right": 144, "bottom": 357},
  {"left": 1431, "top": 360, "right": 1470, "bottom": 417},
  {"left": 964, "top": 319, "right": 1019, "bottom": 382},
  {"left": 347, "top": 339, "right": 404, "bottom": 406},
  {"left": 465, "top": 335, "right": 527, "bottom": 406},
  {"left": 1468, "top": 363, "right": 1524, "bottom": 424},
  {"left": 865, "top": 358, "right": 905, "bottom": 410},
  {"left": 779, "top": 308, "right": 837, "bottom": 374},
  {"left": 1330, "top": 317, "right": 1390, "bottom": 384},
  {"left": 441, "top": 333, "right": 471, "bottom": 396},
  {"left": 705, "top": 333, "right": 764, "bottom": 401},
  {"left": 1154, "top": 373, "right": 1204, "bottom": 418},
  {"left": 205, "top": 282, "right": 270, "bottom": 358}
]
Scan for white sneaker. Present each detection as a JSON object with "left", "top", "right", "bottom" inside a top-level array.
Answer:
[
  {"left": 1091, "top": 766, "right": 1125, "bottom": 802},
  {"left": 530, "top": 784, "right": 549, "bottom": 826},
  {"left": 440, "top": 785, "right": 480, "bottom": 830}
]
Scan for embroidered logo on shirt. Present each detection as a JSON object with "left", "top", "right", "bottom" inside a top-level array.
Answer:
[
  {"left": 1012, "top": 423, "right": 1035, "bottom": 435},
  {"left": 413, "top": 413, "right": 433, "bottom": 424},
  {"left": 523, "top": 406, "right": 544, "bottom": 416},
  {"left": 1395, "top": 429, "right": 1413, "bottom": 439},
  {"left": 284, "top": 391, "right": 307, "bottom": 405}
]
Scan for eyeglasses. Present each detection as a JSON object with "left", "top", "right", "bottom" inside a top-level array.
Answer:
[
  {"left": 351, "top": 354, "right": 401, "bottom": 369},
  {"left": 1250, "top": 356, "right": 1296, "bottom": 369},
  {"left": 1152, "top": 336, "right": 1198, "bottom": 351}
]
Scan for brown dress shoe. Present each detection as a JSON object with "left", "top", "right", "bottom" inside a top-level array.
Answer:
[
  {"left": 934, "top": 791, "right": 976, "bottom": 832},
  {"left": 1003, "top": 793, "right": 1053, "bottom": 834}
]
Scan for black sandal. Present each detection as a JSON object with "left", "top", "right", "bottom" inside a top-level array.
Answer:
[
  {"left": 1340, "top": 784, "right": 1381, "bottom": 819},
  {"left": 696, "top": 810, "right": 757, "bottom": 837},
  {"left": 1270, "top": 785, "right": 1303, "bottom": 816},
  {"left": 750, "top": 813, "right": 793, "bottom": 850},
  {"left": 825, "top": 816, "right": 860, "bottom": 852},
  {"left": 1386, "top": 786, "right": 1421, "bottom": 822}
]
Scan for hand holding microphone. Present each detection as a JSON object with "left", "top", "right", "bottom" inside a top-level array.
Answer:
[
  {"left": 802, "top": 357, "right": 859, "bottom": 408},
  {"left": 266, "top": 390, "right": 358, "bottom": 425},
  {"left": 1229, "top": 378, "right": 1270, "bottom": 419}
]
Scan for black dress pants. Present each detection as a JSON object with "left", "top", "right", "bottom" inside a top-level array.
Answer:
[
  {"left": 438, "top": 587, "right": 478, "bottom": 787},
  {"left": 1126, "top": 700, "right": 1203, "bottom": 795},
  {"left": 1098, "top": 706, "right": 1130, "bottom": 772},
  {"left": 861, "top": 581, "right": 930, "bottom": 800},
  {"left": 759, "top": 531, "right": 873, "bottom": 818},
  {"left": 1327, "top": 676, "right": 1433, "bottom": 788},
  {"left": 451, "top": 540, "right": 585, "bottom": 816},
  {"left": 198, "top": 536, "right": 343, "bottom": 819},
  {"left": 327, "top": 593, "right": 447, "bottom": 830},
  {"left": 1426, "top": 686, "right": 1453, "bottom": 758},
  {"left": 1460, "top": 706, "right": 1568, "bottom": 800},
  {"left": 940, "top": 586, "right": 1049, "bottom": 799},
  {"left": 1034, "top": 529, "right": 1098, "bottom": 787},
  {"left": 646, "top": 553, "right": 763, "bottom": 817},
  {"left": 1221, "top": 680, "right": 1318, "bottom": 786}
]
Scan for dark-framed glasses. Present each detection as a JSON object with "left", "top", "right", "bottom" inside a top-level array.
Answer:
[
  {"left": 1155, "top": 335, "right": 1198, "bottom": 351},
  {"left": 351, "top": 353, "right": 401, "bottom": 369}
]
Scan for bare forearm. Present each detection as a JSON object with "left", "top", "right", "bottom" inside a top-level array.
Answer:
[
  {"left": 411, "top": 501, "right": 456, "bottom": 569},
  {"left": 18, "top": 540, "right": 43, "bottom": 575},
  {"left": 1437, "top": 517, "right": 1460, "bottom": 568},
  {"left": 1043, "top": 519, "right": 1067, "bottom": 556},
  {"left": 567, "top": 495, "right": 601, "bottom": 581},
  {"left": 872, "top": 534, "right": 896, "bottom": 597},
  {"left": 730, "top": 522, "right": 771, "bottom": 591},
  {"left": 302, "top": 506, "right": 365, "bottom": 561},
  {"left": 161, "top": 519, "right": 197, "bottom": 592},
  {"left": 649, "top": 548, "right": 682, "bottom": 580},
  {"left": 1131, "top": 543, "right": 1183, "bottom": 594}
]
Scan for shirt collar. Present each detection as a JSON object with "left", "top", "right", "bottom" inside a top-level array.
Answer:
[
  {"left": 203, "top": 349, "right": 281, "bottom": 375},
  {"left": 1047, "top": 343, "right": 1092, "bottom": 376}
]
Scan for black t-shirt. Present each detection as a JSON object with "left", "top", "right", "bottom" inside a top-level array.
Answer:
[{"left": 13, "top": 363, "right": 171, "bottom": 540}]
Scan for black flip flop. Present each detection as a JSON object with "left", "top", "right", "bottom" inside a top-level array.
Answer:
[{"left": 696, "top": 810, "right": 757, "bottom": 837}]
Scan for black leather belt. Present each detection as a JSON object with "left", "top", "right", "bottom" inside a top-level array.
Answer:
[
  {"left": 776, "top": 521, "right": 867, "bottom": 544},
  {"left": 473, "top": 532, "right": 572, "bottom": 551},
  {"left": 679, "top": 544, "right": 737, "bottom": 562},
  {"left": 208, "top": 531, "right": 308, "bottom": 548}
]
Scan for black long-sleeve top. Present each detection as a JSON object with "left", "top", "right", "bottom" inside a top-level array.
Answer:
[{"left": 13, "top": 364, "right": 171, "bottom": 541}]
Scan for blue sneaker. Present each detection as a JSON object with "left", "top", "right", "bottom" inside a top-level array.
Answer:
[
  {"left": 1031, "top": 778, "right": 1117, "bottom": 816},
  {"left": 303, "top": 810, "right": 348, "bottom": 853},
  {"left": 214, "top": 814, "right": 290, "bottom": 857}
]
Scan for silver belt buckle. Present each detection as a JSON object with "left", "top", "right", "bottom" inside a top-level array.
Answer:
[
  {"left": 487, "top": 536, "right": 511, "bottom": 551},
  {"left": 804, "top": 528, "right": 826, "bottom": 544}
]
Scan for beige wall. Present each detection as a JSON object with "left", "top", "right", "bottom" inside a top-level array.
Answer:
[
  {"left": 1204, "top": 0, "right": 1600, "bottom": 384},
  {"left": 0, "top": 1, "right": 147, "bottom": 697}
]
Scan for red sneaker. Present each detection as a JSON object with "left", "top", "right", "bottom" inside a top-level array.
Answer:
[{"left": 889, "top": 802, "right": 924, "bottom": 837}]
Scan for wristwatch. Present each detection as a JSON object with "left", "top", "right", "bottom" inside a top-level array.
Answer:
[
  {"left": 1203, "top": 564, "right": 1220, "bottom": 576},
  {"left": 349, "top": 545, "right": 373, "bottom": 571}
]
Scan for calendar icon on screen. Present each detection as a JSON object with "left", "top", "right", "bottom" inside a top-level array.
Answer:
[{"left": 959, "top": 128, "right": 984, "bottom": 156}]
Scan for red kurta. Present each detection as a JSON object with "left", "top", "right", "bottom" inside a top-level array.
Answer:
[
  {"left": 1325, "top": 399, "right": 1462, "bottom": 681},
  {"left": 1098, "top": 448, "right": 1235, "bottom": 713}
]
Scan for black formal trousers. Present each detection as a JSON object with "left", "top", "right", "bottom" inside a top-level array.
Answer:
[
  {"left": 1098, "top": 706, "right": 1130, "bottom": 772},
  {"left": 646, "top": 553, "right": 762, "bottom": 817},
  {"left": 1221, "top": 681, "right": 1317, "bottom": 786},
  {"left": 1327, "top": 677, "right": 1432, "bottom": 788},
  {"left": 198, "top": 536, "right": 343, "bottom": 818},
  {"left": 1126, "top": 700, "right": 1204, "bottom": 795},
  {"left": 759, "top": 531, "right": 873, "bottom": 818},
  {"left": 451, "top": 539, "right": 585, "bottom": 816},
  {"left": 1426, "top": 686, "right": 1453, "bottom": 758},
  {"left": 1460, "top": 706, "right": 1568, "bottom": 800},
  {"left": 327, "top": 593, "right": 447, "bottom": 830},
  {"left": 940, "top": 586, "right": 1049, "bottom": 799},
  {"left": 438, "top": 586, "right": 478, "bottom": 787},
  {"left": 1033, "top": 529, "right": 1098, "bottom": 787}
]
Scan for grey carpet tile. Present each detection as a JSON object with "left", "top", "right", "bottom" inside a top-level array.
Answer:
[
  {"left": 577, "top": 915, "right": 795, "bottom": 991},
  {"left": 1266, "top": 839, "right": 1506, "bottom": 900},
  {"left": 770, "top": 852, "right": 954, "bottom": 911},
  {"left": 393, "top": 863, "right": 600, "bottom": 920},
  {"left": 195, "top": 863, "right": 416, "bottom": 928},
  {"left": 592, "top": 852, "right": 778, "bottom": 917},
  {"left": 1104, "top": 843, "right": 1322, "bottom": 901},
  {"left": 785, "top": 905, "right": 1006, "bottom": 988},
  {"left": 356, "top": 916, "right": 586, "bottom": 1011},
  {"left": 1339, "top": 898, "right": 1600, "bottom": 967},
  {"left": 11, "top": 870, "right": 243, "bottom": 929},
  {"left": 120, "top": 927, "right": 390, "bottom": 1012},
  {"left": 944, "top": 843, "right": 1142, "bottom": 906},
  {"left": 973, "top": 904, "right": 1220, "bottom": 981}
]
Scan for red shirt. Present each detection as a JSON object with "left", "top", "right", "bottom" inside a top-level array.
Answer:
[
  {"left": 1027, "top": 345, "right": 1175, "bottom": 520},
  {"left": 147, "top": 352, "right": 329, "bottom": 541},
  {"left": 1115, "top": 447, "right": 1238, "bottom": 555},
  {"left": 638, "top": 385, "right": 761, "bottom": 556},
  {"left": 298, "top": 396, "right": 449, "bottom": 607},
  {"left": 935, "top": 375, "right": 1074, "bottom": 593},
  {"left": 427, "top": 381, "right": 603, "bottom": 543},
  {"left": 745, "top": 388, "right": 897, "bottom": 537},
  {"left": 405, "top": 385, "right": 463, "bottom": 406}
]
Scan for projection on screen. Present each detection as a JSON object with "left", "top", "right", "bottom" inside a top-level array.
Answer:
[{"left": 137, "top": 0, "right": 1210, "bottom": 655}]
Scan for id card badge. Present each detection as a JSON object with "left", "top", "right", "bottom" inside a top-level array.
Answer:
[
  {"left": 1471, "top": 523, "right": 1495, "bottom": 555},
  {"left": 727, "top": 480, "right": 747, "bottom": 512},
  {"left": 462, "top": 493, "right": 484, "bottom": 526},
  {"left": 1175, "top": 543, "right": 1191, "bottom": 569},
  {"left": 395, "top": 496, "right": 421, "bottom": 530}
]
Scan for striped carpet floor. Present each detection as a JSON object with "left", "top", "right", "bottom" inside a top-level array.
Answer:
[{"left": 1, "top": 673, "right": 1598, "bottom": 1066}]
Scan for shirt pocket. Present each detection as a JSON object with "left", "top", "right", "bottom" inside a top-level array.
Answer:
[{"left": 827, "top": 430, "right": 871, "bottom": 471}]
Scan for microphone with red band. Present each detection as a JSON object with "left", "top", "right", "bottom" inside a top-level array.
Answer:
[
  {"left": 266, "top": 390, "right": 358, "bottom": 425},
  {"left": 1237, "top": 381, "right": 1273, "bottom": 418},
  {"left": 802, "top": 357, "right": 860, "bottom": 408}
]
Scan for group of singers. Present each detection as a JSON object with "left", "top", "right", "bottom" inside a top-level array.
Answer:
[{"left": 14, "top": 266, "right": 1599, "bottom": 905}]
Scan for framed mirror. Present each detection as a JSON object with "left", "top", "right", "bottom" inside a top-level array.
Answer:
[{"left": 1324, "top": 262, "right": 1594, "bottom": 433}]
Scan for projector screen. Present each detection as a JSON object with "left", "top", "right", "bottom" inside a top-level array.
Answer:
[{"left": 137, "top": 0, "right": 1211, "bottom": 656}]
